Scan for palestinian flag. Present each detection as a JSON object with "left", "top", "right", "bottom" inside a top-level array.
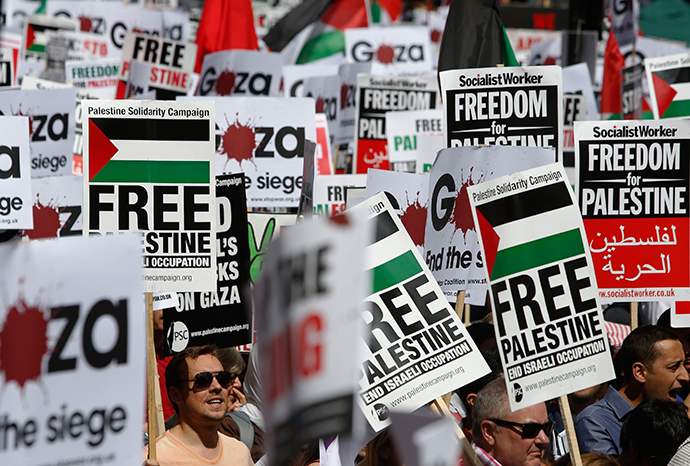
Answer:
[
  {"left": 88, "top": 118, "right": 211, "bottom": 184},
  {"left": 370, "top": 0, "right": 402, "bottom": 24},
  {"left": 22, "top": 15, "right": 78, "bottom": 59},
  {"left": 649, "top": 64, "right": 690, "bottom": 119},
  {"left": 474, "top": 180, "right": 584, "bottom": 281},
  {"left": 264, "top": 0, "right": 368, "bottom": 64}
]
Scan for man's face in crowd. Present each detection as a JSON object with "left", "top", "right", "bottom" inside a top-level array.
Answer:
[
  {"left": 490, "top": 403, "right": 549, "bottom": 466},
  {"left": 176, "top": 354, "right": 230, "bottom": 425},
  {"left": 642, "top": 338, "right": 689, "bottom": 401}
]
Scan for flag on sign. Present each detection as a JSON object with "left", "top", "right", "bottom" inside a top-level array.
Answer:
[
  {"left": 475, "top": 182, "right": 583, "bottom": 281},
  {"left": 370, "top": 0, "right": 402, "bottom": 24}
]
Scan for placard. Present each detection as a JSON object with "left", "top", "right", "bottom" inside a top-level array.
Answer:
[
  {"left": 385, "top": 109, "right": 443, "bottom": 164},
  {"left": 622, "top": 63, "right": 644, "bottom": 120},
  {"left": 303, "top": 74, "right": 340, "bottom": 149},
  {"left": 313, "top": 174, "right": 367, "bottom": 217},
  {"left": 247, "top": 212, "right": 296, "bottom": 285},
  {"left": 83, "top": 100, "right": 216, "bottom": 292},
  {"left": 196, "top": 50, "right": 282, "bottom": 97},
  {"left": 283, "top": 64, "right": 339, "bottom": 97},
  {"left": 645, "top": 53, "right": 690, "bottom": 119},
  {"left": 23, "top": 175, "right": 83, "bottom": 239},
  {"left": 345, "top": 26, "right": 433, "bottom": 74},
  {"left": 65, "top": 59, "right": 120, "bottom": 99},
  {"left": 21, "top": 14, "right": 79, "bottom": 62},
  {"left": 0, "top": 116, "right": 33, "bottom": 229},
  {"left": 468, "top": 163, "right": 615, "bottom": 411},
  {"left": 335, "top": 62, "right": 371, "bottom": 148}
]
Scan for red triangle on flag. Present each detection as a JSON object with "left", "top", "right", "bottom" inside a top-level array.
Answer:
[
  {"left": 652, "top": 72, "right": 678, "bottom": 117},
  {"left": 26, "top": 25, "right": 35, "bottom": 49},
  {"left": 476, "top": 209, "right": 500, "bottom": 280},
  {"left": 88, "top": 119, "right": 119, "bottom": 181}
]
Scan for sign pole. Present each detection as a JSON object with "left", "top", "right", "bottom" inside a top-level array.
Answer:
[
  {"left": 146, "top": 292, "right": 158, "bottom": 460},
  {"left": 454, "top": 290, "right": 466, "bottom": 319},
  {"left": 631, "top": 302, "right": 638, "bottom": 330},
  {"left": 430, "top": 397, "right": 480, "bottom": 466},
  {"left": 558, "top": 395, "right": 583, "bottom": 466}
]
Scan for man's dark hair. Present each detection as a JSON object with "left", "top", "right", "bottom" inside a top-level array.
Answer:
[
  {"left": 620, "top": 398, "right": 690, "bottom": 466},
  {"left": 456, "top": 346, "right": 503, "bottom": 410},
  {"left": 165, "top": 345, "right": 221, "bottom": 413},
  {"left": 617, "top": 325, "right": 680, "bottom": 383}
]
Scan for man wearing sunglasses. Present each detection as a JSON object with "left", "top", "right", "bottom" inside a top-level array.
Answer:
[
  {"left": 145, "top": 345, "right": 254, "bottom": 466},
  {"left": 466, "top": 378, "right": 551, "bottom": 466}
]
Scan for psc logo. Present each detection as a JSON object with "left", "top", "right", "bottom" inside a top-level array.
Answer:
[
  {"left": 373, "top": 403, "right": 390, "bottom": 421},
  {"left": 167, "top": 321, "right": 189, "bottom": 352},
  {"left": 513, "top": 383, "right": 523, "bottom": 403}
]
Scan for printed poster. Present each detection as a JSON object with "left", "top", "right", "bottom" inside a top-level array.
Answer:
[
  {"left": 246, "top": 212, "right": 296, "bottom": 285},
  {"left": 468, "top": 163, "right": 616, "bottom": 411},
  {"left": 575, "top": 120, "right": 690, "bottom": 301},
  {"left": 385, "top": 109, "right": 443, "bottom": 164},
  {"left": 645, "top": 53, "right": 690, "bottom": 119},
  {"left": 345, "top": 26, "right": 433, "bottom": 75},
  {"left": 313, "top": 174, "right": 367, "bottom": 217},
  {"left": 0, "top": 116, "right": 33, "bottom": 229},
  {"left": 65, "top": 59, "right": 120, "bottom": 99},
  {"left": 23, "top": 175, "right": 83, "bottom": 239},
  {"left": 282, "top": 64, "right": 338, "bottom": 97},
  {"left": 196, "top": 50, "right": 282, "bottom": 97}
]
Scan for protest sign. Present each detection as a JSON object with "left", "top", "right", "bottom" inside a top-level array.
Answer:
[
  {"left": 0, "top": 116, "right": 33, "bottom": 229},
  {"left": 415, "top": 134, "right": 444, "bottom": 174},
  {"left": 0, "top": 233, "right": 145, "bottom": 466},
  {"left": 622, "top": 63, "right": 644, "bottom": 120},
  {"left": 23, "top": 175, "right": 82, "bottom": 239},
  {"left": 44, "top": 30, "right": 117, "bottom": 61},
  {"left": 0, "top": 88, "right": 76, "bottom": 178},
  {"left": 575, "top": 120, "right": 690, "bottom": 301},
  {"left": 247, "top": 212, "right": 296, "bottom": 285},
  {"left": 365, "top": 169, "right": 428, "bottom": 256},
  {"left": 505, "top": 28, "right": 562, "bottom": 66},
  {"left": 83, "top": 100, "right": 216, "bottom": 292},
  {"left": 354, "top": 74, "right": 439, "bottom": 174},
  {"left": 610, "top": 0, "right": 638, "bottom": 49},
  {"left": 672, "top": 302, "right": 690, "bottom": 327},
  {"left": 116, "top": 32, "right": 197, "bottom": 99},
  {"left": 0, "top": 47, "right": 15, "bottom": 87},
  {"left": 152, "top": 292, "right": 177, "bottom": 311},
  {"left": 196, "top": 50, "right": 282, "bottom": 97},
  {"left": 183, "top": 96, "right": 316, "bottom": 208},
  {"left": 645, "top": 53, "right": 690, "bottom": 119},
  {"left": 256, "top": 212, "right": 370, "bottom": 464},
  {"left": 315, "top": 114, "right": 334, "bottom": 176},
  {"left": 313, "top": 174, "right": 367, "bottom": 217},
  {"left": 562, "top": 93, "right": 587, "bottom": 171},
  {"left": 283, "top": 64, "right": 339, "bottom": 97},
  {"left": 124, "top": 60, "right": 151, "bottom": 98},
  {"left": 303, "top": 75, "right": 340, "bottom": 148},
  {"left": 296, "top": 141, "right": 317, "bottom": 220},
  {"left": 21, "top": 14, "right": 79, "bottom": 62},
  {"left": 425, "top": 146, "right": 555, "bottom": 306},
  {"left": 388, "top": 411, "right": 460, "bottom": 466},
  {"left": 385, "top": 109, "right": 443, "bottom": 165},
  {"left": 165, "top": 173, "right": 252, "bottom": 354},
  {"left": 468, "top": 163, "right": 616, "bottom": 411},
  {"left": 562, "top": 63, "right": 599, "bottom": 121},
  {"left": 345, "top": 26, "right": 433, "bottom": 74},
  {"left": 335, "top": 62, "right": 371, "bottom": 149},
  {"left": 440, "top": 66, "right": 563, "bottom": 161},
  {"left": 65, "top": 59, "right": 120, "bottom": 99},
  {"left": 352, "top": 192, "right": 489, "bottom": 432}
]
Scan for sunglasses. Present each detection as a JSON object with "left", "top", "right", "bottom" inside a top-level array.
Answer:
[
  {"left": 181, "top": 371, "right": 236, "bottom": 390},
  {"left": 488, "top": 419, "right": 555, "bottom": 439}
]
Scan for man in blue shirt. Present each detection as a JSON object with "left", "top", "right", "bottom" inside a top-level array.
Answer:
[{"left": 575, "top": 325, "right": 688, "bottom": 456}]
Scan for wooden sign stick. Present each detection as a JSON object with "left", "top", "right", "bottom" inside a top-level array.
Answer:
[
  {"left": 146, "top": 292, "right": 158, "bottom": 460},
  {"left": 454, "top": 290, "right": 466, "bottom": 320},
  {"left": 631, "top": 302, "right": 638, "bottom": 330},
  {"left": 558, "top": 395, "right": 583, "bottom": 466},
  {"left": 430, "top": 396, "right": 480, "bottom": 466}
]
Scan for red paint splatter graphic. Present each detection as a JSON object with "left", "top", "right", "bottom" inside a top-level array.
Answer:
[
  {"left": 132, "top": 27, "right": 143, "bottom": 34},
  {"left": 543, "top": 57, "right": 557, "bottom": 66},
  {"left": 449, "top": 168, "right": 491, "bottom": 240},
  {"left": 10, "top": 105, "right": 36, "bottom": 138},
  {"left": 215, "top": 70, "right": 236, "bottom": 96},
  {"left": 78, "top": 16, "right": 92, "bottom": 32},
  {"left": 0, "top": 286, "right": 49, "bottom": 402},
  {"left": 315, "top": 96, "right": 325, "bottom": 114},
  {"left": 26, "top": 197, "right": 61, "bottom": 240},
  {"left": 340, "top": 84, "right": 348, "bottom": 109},
  {"left": 376, "top": 45, "right": 395, "bottom": 64},
  {"left": 399, "top": 192, "right": 427, "bottom": 247},
  {"left": 430, "top": 30, "right": 442, "bottom": 43},
  {"left": 220, "top": 113, "right": 258, "bottom": 170}
]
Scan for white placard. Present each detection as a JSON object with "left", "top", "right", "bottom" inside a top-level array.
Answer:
[
  {"left": 385, "top": 109, "right": 443, "bottom": 164},
  {"left": 0, "top": 116, "right": 33, "bottom": 228},
  {"left": 345, "top": 26, "right": 433, "bottom": 75},
  {"left": 196, "top": 50, "right": 283, "bottom": 97}
]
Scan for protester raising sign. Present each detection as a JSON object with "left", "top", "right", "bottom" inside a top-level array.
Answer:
[
  {"left": 0, "top": 234, "right": 145, "bottom": 466},
  {"left": 440, "top": 65, "right": 563, "bottom": 161},
  {"left": 0, "top": 116, "right": 33, "bottom": 229},
  {"left": 256, "top": 212, "right": 371, "bottom": 465},
  {"left": 468, "top": 163, "right": 615, "bottom": 411},
  {"left": 351, "top": 192, "right": 489, "bottom": 432},
  {"left": 83, "top": 100, "right": 216, "bottom": 292},
  {"left": 575, "top": 120, "right": 690, "bottom": 301}
]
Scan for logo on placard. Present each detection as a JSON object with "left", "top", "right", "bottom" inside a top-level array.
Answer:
[
  {"left": 0, "top": 146, "right": 20, "bottom": 179},
  {"left": 199, "top": 68, "right": 272, "bottom": 96},
  {"left": 513, "top": 383, "right": 523, "bottom": 403},
  {"left": 167, "top": 321, "right": 189, "bottom": 352},
  {"left": 373, "top": 403, "right": 389, "bottom": 421},
  {"left": 351, "top": 41, "right": 425, "bottom": 64},
  {"left": 217, "top": 114, "right": 258, "bottom": 170}
]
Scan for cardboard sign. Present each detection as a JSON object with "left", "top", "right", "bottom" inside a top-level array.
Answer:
[
  {"left": 468, "top": 163, "right": 615, "bottom": 411},
  {"left": 44, "top": 29, "right": 116, "bottom": 61},
  {"left": 440, "top": 66, "right": 563, "bottom": 161},
  {"left": 0, "top": 233, "right": 145, "bottom": 466},
  {"left": 388, "top": 411, "right": 460, "bottom": 466},
  {"left": 0, "top": 116, "right": 33, "bottom": 229},
  {"left": 83, "top": 100, "right": 216, "bottom": 292},
  {"left": 424, "top": 146, "right": 555, "bottom": 306},
  {"left": 345, "top": 26, "right": 433, "bottom": 74},
  {"left": 313, "top": 174, "right": 367, "bottom": 217},
  {"left": 124, "top": 60, "right": 152, "bottom": 98},
  {"left": 622, "top": 63, "right": 644, "bottom": 120},
  {"left": 354, "top": 74, "right": 439, "bottom": 174},
  {"left": 335, "top": 62, "right": 371, "bottom": 148},
  {"left": 283, "top": 64, "right": 339, "bottom": 98},
  {"left": 23, "top": 175, "right": 83, "bottom": 239},
  {"left": 152, "top": 292, "right": 177, "bottom": 311},
  {"left": 352, "top": 193, "right": 489, "bottom": 432},
  {"left": 196, "top": 50, "right": 282, "bottom": 97},
  {"left": 645, "top": 53, "right": 690, "bottom": 119},
  {"left": 247, "top": 212, "right": 296, "bottom": 285},
  {"left": 315, "top": 114, "right": 334, "bottom": 176},
  {"left": 0, "top": 88, "right": 76, "bottom": 178},
  {"left": 575, "top": 120, "right": 690, "bottom": 301},
  {"left": 21, "top": 14, "right": 79, "bottom": 62},
  {"left": 562, "top": 93, "right": 587, "bottom": 169},
  {"left": 303, "top": 74, "right": 340, "bottom": 149},
  {"left": 183, "top": 96, "right": 316, "bottom": 208},
  {"left": 257, "top": 212, "right": 370, "bottom": 464},
  {"left": 0, "top": 47, "right": 15, "bottom": 87},
  {"left": 415, "top": 134, "right": 445, "bottom": 174},
  {"left": 164, "top": 173, "right": 252, "bottom": 354},
  {"left": 562, "top": 63, "right": 599, "bottom": 121},
  {"left": 365, "top": 169, "right": 428, "bottom": 256},
  {"left": 65, "top": 59, "right": 120, "bottom": 99},
  {"left": 672, "top": 302, "right": 690, "bottom": 328},
  {"left": 116, "top": 32, "right": 197, "bottom": 99},
  {"left": 386, "top": 109, "right": 443, "bottom": 164},
  {"left": 610, "top": 0, "right": 637, "bottom": 49},
  {"left": 505, "top": 28, "right": 562, "bottom": 66}
]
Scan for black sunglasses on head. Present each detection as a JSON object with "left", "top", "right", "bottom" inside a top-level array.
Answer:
[
  {"left": 488, "top": 419, "right": 555, "bottom": 439},
  {"left": 181, "top": 371, "right": 236, "bottom": 390}
]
